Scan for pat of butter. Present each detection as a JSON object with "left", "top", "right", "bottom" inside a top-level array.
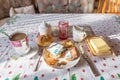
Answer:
[
  {"left": 65, "top": 51, "right": 72, "bottom": 58},
  {"left": 47, "top": 42, "right": 64, "bottom": 56},
  {"left": 90, "top": 37, "right": 110, "bottom": 53}
]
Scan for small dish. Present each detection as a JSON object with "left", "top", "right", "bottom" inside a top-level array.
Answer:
[{"left": 86, "top": 36, "right": 116, "bottom": 57}]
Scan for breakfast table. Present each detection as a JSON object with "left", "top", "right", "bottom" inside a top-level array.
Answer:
[{"left": 0, "top": 14, "right": 120, "bottom": 80}]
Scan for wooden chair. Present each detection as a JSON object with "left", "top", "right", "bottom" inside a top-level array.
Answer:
[
  {"left": 95, "top": 0, "right": 120, "bottom": 14},
  {"left": 95, "top": 0, "right": 104, "bottom": 13}
]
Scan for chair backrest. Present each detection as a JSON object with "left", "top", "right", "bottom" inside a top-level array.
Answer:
[
  {"left": 36, "top": 0, "right": 95, "bottom": 13},
  {"left": 96, "top": 0, "right": 120, "bottom": 14},
  {"left": 0, "top": 0, "right": 34, "bottom": 19}
]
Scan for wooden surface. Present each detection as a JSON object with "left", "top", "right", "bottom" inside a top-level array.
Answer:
[{"left": 95, "top": 0, "right": 120, "bottom": 14}]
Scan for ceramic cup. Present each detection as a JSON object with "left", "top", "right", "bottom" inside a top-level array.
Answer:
[
  {"left": 10, "top": 32, "right": 30, "bottom": 55},
  {"left": 73, "top": 26, "right": 87, "bottom": 42}
]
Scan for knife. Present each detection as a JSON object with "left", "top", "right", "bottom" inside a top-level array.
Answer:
[{"left": 75, "top": 44, "right": 100, "bottom": 77}]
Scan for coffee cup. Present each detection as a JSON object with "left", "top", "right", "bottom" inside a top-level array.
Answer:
[
  {"left": 10, "top": 32, "right": 30, "bottom": 55},
  {"left": 73, "top": 26, "right": 87, "bottom": 42}
]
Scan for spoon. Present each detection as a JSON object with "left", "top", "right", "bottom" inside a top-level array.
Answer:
[
  {"left": 0, "top": 28, "right": 11, "bottom": 38},
  {"left": 33, "top": 48, "right": 43, "bottom": 72}
]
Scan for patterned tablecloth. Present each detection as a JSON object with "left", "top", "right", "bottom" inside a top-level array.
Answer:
[{"left": 0, "top": 14, "right": 120, "bottom": 80}]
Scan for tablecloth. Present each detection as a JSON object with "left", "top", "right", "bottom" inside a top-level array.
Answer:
[{"left": 0, "top": 14, "right": 120, "bottom": 80}]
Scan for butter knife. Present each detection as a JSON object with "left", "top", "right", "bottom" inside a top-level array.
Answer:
[{"left": 75, "top": 44, "right": 100, "bottom": 77}]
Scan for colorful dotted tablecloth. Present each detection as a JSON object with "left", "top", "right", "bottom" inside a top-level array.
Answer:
[{"left": 0, "top": 14, "right": 120, "bottom": 80}]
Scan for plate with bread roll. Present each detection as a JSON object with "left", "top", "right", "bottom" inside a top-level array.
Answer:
[
  {"left": 86, "top": 36, "right": 116, "bottom": 57},
  {"left": 42, "top": 40, "right": 81, "bottom": 69}
]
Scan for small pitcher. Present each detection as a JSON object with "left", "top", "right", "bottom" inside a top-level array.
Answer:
[{"left": 73, "top": 26, "right": 87, "bottom": 42}]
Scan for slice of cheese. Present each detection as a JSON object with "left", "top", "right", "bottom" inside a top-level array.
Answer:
[{"left": 90, "top": 37, "right": 110, "bottom": 55}]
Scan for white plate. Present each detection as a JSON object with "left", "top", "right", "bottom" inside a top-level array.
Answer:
[
  {"left": 43, "top": 48, "right": 81, "bottom": 69},
  {"left": 43, "top": 56, "right": 80, "bottom": 69},
  {"left": 11, "top": 41, "right": 39, "bottom": 59}
]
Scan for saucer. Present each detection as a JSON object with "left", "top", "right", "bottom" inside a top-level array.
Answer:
[{"left": 11, "top": 41, "right": 39, "bottom": 59}]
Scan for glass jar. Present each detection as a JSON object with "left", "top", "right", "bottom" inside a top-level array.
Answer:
[
  {"left": 37, "top": 22, "right": 53, "bottom": 46},
  {"left": 58, "top": 20, "right": 69, "bottom": 40}
]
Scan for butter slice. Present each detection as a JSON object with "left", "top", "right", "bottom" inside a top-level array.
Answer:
[
  {"left": 65, "top": 51, "right": 72, "bottom": 59},
  {"left": 47, "top": 42, "right": 64, "bottom": 56},
  {"left": 90, "top": 37, "right": 110, "bottom": 55}
]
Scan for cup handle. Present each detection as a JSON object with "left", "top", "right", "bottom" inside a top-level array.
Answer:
[{"left": 83, "top": 33, "right": 87, "bottom": 38}]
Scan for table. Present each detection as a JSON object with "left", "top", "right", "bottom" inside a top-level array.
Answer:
[{"left": 0, "top": 14, "right": 120, "bottom": 80}]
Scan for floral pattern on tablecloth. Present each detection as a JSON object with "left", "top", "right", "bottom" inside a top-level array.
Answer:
[{"left": 0, "top": 14, "right": 120, "bottom": 80}]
